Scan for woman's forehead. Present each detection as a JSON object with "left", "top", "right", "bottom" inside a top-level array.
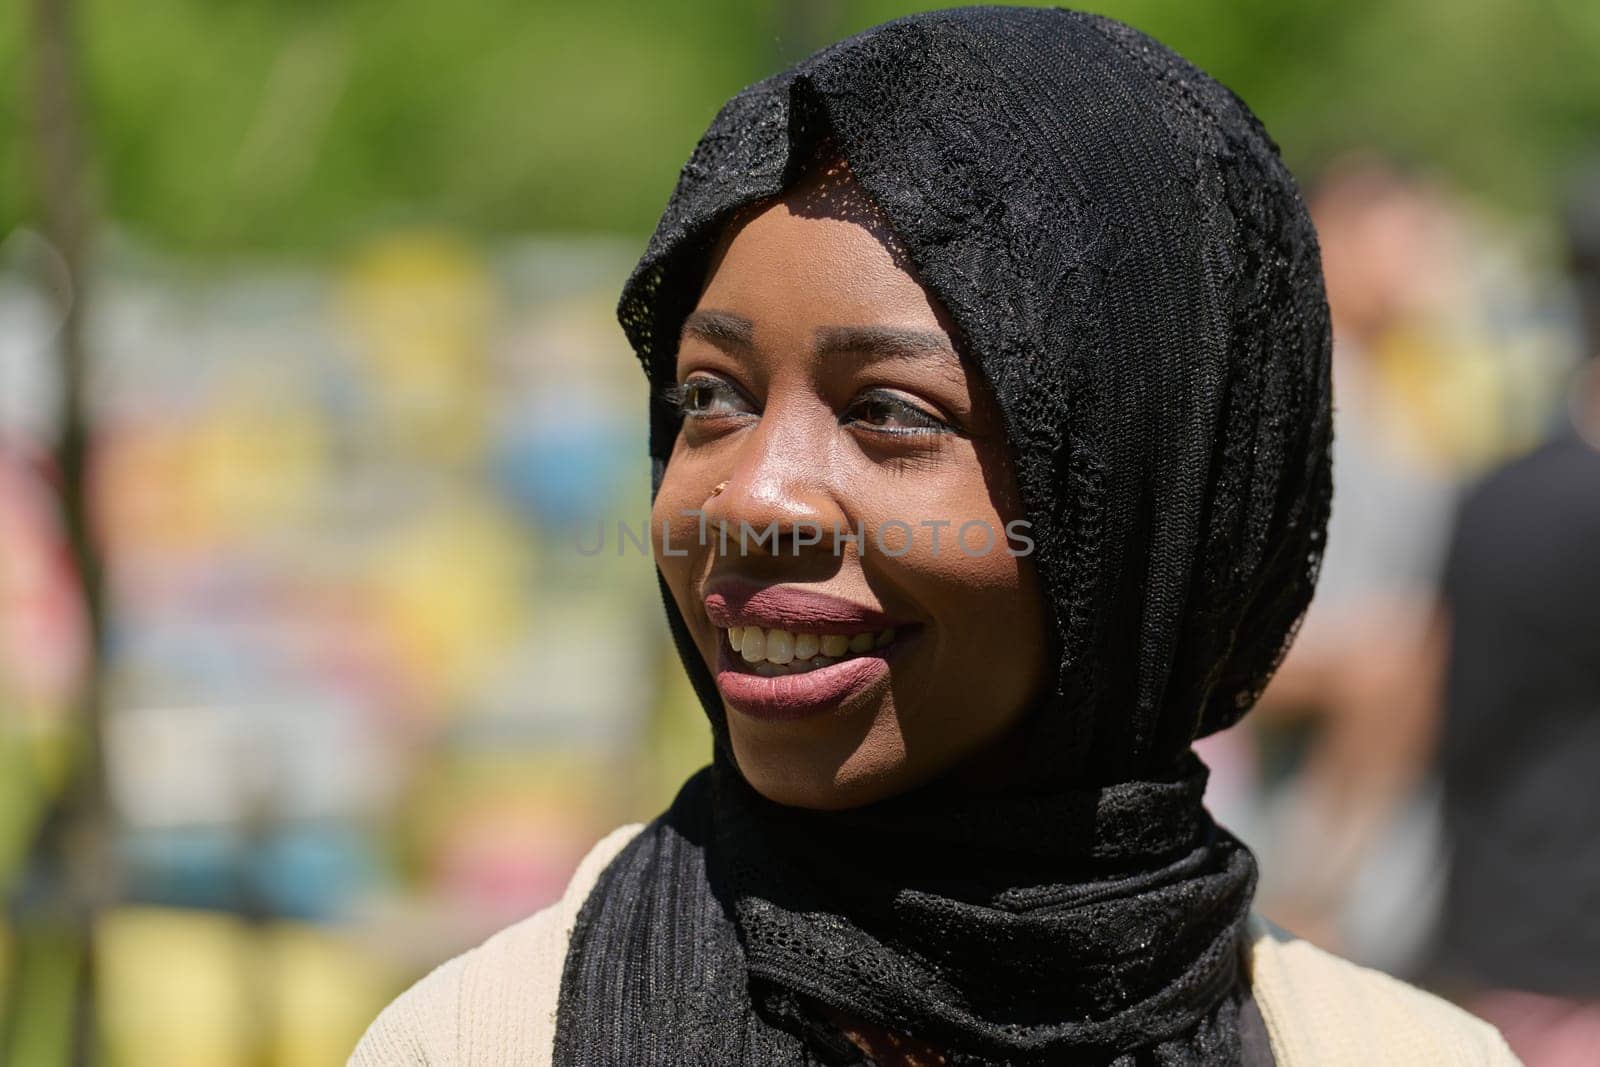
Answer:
[
  {"left": 703, "top": 148, "right": 916, "bottom": 280},
  {"left": 689, "top": 169, "right": 957, "bottom": 360}
]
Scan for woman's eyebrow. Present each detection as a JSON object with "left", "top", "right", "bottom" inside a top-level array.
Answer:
[
  {"left": 681, "top": 311, "right": 959, "bottom": 367},
  {"left": 813, "top": 324, "right": 959, "bottom": 364},
  {"left": 812, "top": 326, "right": 960, "bottom": 371},
  {"left": 681, "top": 309, "right": 754, "bottom": 349}
]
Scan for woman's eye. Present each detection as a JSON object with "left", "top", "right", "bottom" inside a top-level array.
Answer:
[
  {"left": 665, "top": 375, "right": 754, "bottom": 419},
  {"left": 844, "top": 389, "right": 953, "bottom": 435}
]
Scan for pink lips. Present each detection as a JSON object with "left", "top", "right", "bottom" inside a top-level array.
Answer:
[
  {"left": 703, "top": 579, "right": 901, "bottom": 633},
  {"left": 702, "top": 579, "right": 911, "bottom": 722},
  {"left": 714, "top": 641, "right": 895, "bottom": 722}
]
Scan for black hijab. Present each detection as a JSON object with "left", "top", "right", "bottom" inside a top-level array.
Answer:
[{"left": 556, "top": 7, "right": 1332, "bottom": 1064}]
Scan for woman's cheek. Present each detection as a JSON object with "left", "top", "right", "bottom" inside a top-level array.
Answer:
[{"left": 650, "top": 480, "right": 699, "bottom": 573}]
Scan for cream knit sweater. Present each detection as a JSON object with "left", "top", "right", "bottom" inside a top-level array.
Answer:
[{"left": 350, "top": 824, "right": 1518, "bottom": 1066}]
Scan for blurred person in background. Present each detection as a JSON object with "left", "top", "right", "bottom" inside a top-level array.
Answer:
[
  {"left": 1241, "top": 157, "right": 1465, "bottom": 971},
  {"left": 1425, "top": 161, "right": 1600, "bottom": 1066}
]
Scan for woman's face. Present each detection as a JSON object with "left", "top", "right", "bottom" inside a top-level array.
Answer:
[{"left": 651, "top": 161, "right": 1049, "bottom": 810}]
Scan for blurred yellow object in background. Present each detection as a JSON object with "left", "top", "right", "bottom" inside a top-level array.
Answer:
[
  {"left": 335, "top": 233, "right": 497, "bottom": 465},
  {"left": 366, "top": 497, "right": 533, "bottom": 716},
  {"left": 98, "top": 908, "right": 257, "bottom": 1067},
  {"left": 266, "top": 922, "right": 398, "bottom": 1067},
  {"left": 1370, "top": 326, "right": 1512, "bottom": 474},
  {"left": 97, "top": 907, "right": 394, "bottom": 1067}
]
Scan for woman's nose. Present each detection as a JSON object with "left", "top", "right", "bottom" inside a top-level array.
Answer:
[{"left": 699, "top": 416, "right": 845, "bottom": 561}]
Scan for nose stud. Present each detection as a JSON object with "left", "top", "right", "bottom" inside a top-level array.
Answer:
[{"left": 710, "top": 480, "right": 728, "bottom": 497}]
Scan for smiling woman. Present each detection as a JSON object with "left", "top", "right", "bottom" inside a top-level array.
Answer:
[
  {"left": 650, "top": 152, "right": 1049, "bottom": 811},
  {"left": 351, "top": 7, "right": 1517, "bottom": 1066}
]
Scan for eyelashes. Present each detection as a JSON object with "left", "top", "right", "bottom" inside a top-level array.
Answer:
[
  {"left": 658, "top": 381, "right": 688, "bottom": 411},
  {"left": 660, "top": 377, "right": 754, "bottom": 419},
  {"left": 662, "top": 374, "right": 961, "bottom": 437},
  {"left": 843, "top": 389, "right": 956, "bottom": 435}
]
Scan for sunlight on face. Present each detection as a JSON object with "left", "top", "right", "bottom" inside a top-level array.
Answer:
[{"left": 650, "top": 156, "right": 1050, "bottom": 810}]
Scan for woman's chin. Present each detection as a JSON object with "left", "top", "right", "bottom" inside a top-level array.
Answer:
[{"left": 730, "top": 728, "right": 916, "bottom": 811}]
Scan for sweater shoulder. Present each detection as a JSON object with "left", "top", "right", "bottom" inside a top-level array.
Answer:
[
  {"left": 347, "top": 822, "right": 646, "bottom": 1067},
  {"left": 1246, "top": 914, "right": 1521, "bottom": 1066}
]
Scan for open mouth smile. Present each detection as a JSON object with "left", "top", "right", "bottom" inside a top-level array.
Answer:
[
  {"left": 701, "top": 581, "right": 916, "bottom": 722},
  {"left": 721, "top": 624, "right": 898, "bottom": 676},
  {"left": 711, "top": 626, "right": 913, "bottom": 722}
]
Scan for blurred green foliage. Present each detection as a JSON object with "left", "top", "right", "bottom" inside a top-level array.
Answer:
[{"left": 3, "top": 0, "right": 1599, "bottom": 257}]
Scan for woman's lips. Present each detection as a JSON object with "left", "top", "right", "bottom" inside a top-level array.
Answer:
[
  {"left": 714, "top": 633, "right": 904, "bottom": 722},
  {"left": 703, "top": 579, "right": 904, "bottom": 632},
  {"left": 702, "top": 580, "right": 915, "bottom": 722}
]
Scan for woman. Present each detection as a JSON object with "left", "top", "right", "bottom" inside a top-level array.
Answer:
[{"left": 353, "top": 8, "right": 1517, "bottom": 1065}]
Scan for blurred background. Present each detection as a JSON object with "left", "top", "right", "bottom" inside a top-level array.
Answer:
[{"left": 3, "top": 1, "right": 1598, "bottom": 1064}]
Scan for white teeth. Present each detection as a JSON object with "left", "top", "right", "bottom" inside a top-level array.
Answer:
[
  {"left": 723, "top": 625, "right": 904, "bottom": 671},
  {"left": 764, "top": 630, "right": 794, "bottom": 665},
  {"left": 819, "top": 634, "right": 850, "bottom": 657}
]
